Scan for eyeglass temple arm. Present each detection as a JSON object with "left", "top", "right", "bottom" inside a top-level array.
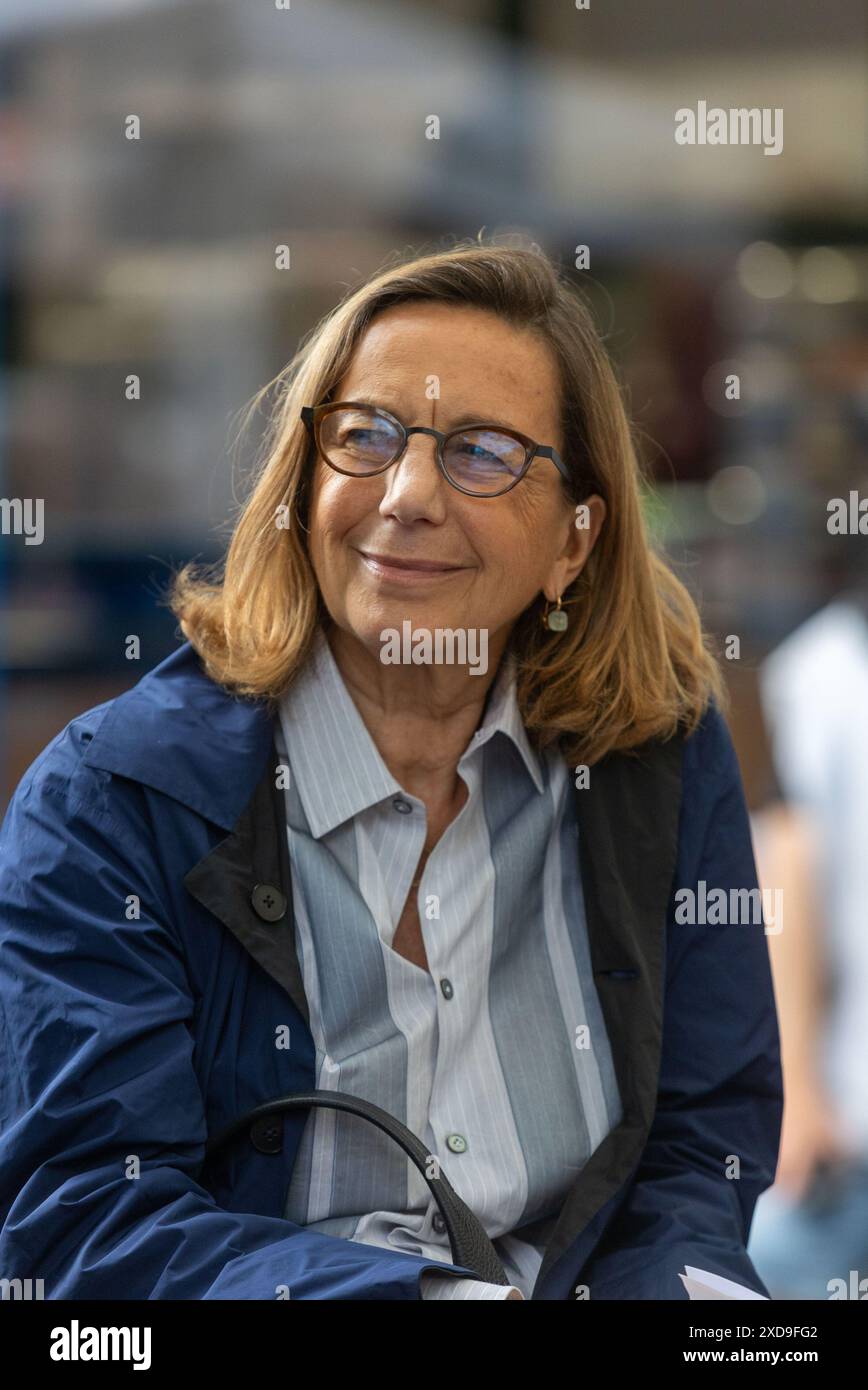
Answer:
[{"left": 534, "top": 445, "right": 572, "bottom": 484}]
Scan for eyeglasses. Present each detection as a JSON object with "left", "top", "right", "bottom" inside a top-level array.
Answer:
[{"left": 301, "top": 401, "right": 572, "bottom": 498}]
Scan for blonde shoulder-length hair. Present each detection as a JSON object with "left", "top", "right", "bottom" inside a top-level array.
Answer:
[{"left": 170, "top": 238, "right": 724, "bottom": 766}]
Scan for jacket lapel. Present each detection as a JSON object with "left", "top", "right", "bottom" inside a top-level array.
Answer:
[
  {"left": 531, "top": 731, "right": 684, "bottom": 1297},
  {"left": 183, "top": 745, "right": 311, "bottom": 1029}
]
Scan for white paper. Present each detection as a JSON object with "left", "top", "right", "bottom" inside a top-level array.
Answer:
[{"left": 679, "top": 1265, "right": 768, "bottom": 1300}]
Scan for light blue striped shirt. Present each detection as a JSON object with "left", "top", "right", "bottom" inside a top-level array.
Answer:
[{"left": 275, "top": 626, "right": 622, "bottom": 1299}]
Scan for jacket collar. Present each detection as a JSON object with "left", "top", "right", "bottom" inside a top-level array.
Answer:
[{"left": 81, "top": 641, "right": 275, "bottom": 833}]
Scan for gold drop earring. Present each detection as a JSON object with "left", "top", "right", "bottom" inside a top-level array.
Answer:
[{"left": 541, "top": 593, "right": 568, "bottom": 632}]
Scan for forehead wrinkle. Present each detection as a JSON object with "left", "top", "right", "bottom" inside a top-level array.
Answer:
[
  {"left": 336, "top": 358, "right": 437, "bottom": 424},
  {"left": 430, "top": 391, "right": 523, "bottom": 433}
]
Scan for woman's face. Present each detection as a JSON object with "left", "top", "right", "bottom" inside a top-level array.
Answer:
[{"left": 307, "top": 302, "right": 605, "bottom": 662}]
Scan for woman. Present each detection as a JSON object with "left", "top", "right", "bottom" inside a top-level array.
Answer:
[{"left": 0, "top": 242, "right": 782, "bottom": 1300}]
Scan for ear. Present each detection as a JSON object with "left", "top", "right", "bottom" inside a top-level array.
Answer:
[{"left": 542, "top": 494, "right": 606, "bottom": 602}]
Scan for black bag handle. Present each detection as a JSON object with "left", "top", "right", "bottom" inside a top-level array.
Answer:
[{"left": 202, "top": 1088, "right": 510, "bottom": 1286}]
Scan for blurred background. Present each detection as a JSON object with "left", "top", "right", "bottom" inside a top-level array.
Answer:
[{"left": 1, "top": 0, "right": 867, "bottom": 1299}]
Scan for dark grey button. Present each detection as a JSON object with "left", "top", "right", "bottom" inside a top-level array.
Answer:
[
  {"left": 440, "top": 978, "right": 454, "bottom": 1000},
  {"left": 251, "top": 883, "right": 286, "bottom": 922},
  {"left": 446, "top": 1133, "right": 467, "bottom": 1154},
  {"left": 432, "top": 1212, "right": 447, "bottom": 1234},
  {"left": 392, "top": 796, "right": 413, "bottom": 814},
  {"left": 250, "top": 1114, "right": 283, "bottom": 1155}
]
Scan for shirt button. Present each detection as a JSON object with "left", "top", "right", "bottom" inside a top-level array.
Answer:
[
  {"left": 440, "top": 978, "right": 454, "bottom": 1000},
  {"left": 391, "top": 796, "right": 413, "bottom": 814},
  {"left": 446, "top": 1133, "right": 467, "bottom": 1154},
  {"left": 432, "top": 1212, "right": 447, "bottom": 1234},
  {"left": 250, "top": 883, "right": 286, "bottom": 922}
]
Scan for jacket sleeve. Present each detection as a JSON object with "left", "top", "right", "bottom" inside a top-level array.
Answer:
[
  {"left": 581, "top": 702, "right": 784, "bottom": 1299},
  {"left": 0, "top": 725, "right": 481, "bottom": 1300}
]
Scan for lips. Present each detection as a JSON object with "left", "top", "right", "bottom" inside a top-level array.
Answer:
[{"left": 358, "top": 551, "right": 466, "bottom": 572}]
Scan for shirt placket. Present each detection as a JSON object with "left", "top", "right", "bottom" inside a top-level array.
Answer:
[{"left": 416, "top": 755, "right": 485, "bottom": 1237}]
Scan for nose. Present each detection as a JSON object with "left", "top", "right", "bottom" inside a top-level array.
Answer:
[{"left": 378, "top": 432, "right": 449, "bottom": 523}]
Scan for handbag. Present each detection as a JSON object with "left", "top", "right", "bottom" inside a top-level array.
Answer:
[{"left": 202, "top": 1088, "right": 511, "bottom": 1286}]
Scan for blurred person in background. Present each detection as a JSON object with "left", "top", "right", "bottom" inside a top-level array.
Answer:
[{"left": 746, "top": 579, "right": 868, "bottom": 1299}]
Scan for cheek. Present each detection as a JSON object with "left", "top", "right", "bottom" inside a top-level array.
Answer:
[
  {"left": 309, "top": 472, "right": 367, "bottom": 555},
  {"left": 488, "top": 485, "right": 562, "bottom": 575}
]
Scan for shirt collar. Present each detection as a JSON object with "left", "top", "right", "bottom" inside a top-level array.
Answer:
[{"left": 277, "top": 627, "right": 545, "bottom": 839}]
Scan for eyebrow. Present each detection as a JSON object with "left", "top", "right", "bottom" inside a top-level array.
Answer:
[
  {"left": 447, "top": 412, "right": 518, "bottom": 432},
  {"left": 349, "top": 399, "right": 520, "bottom": 433}
]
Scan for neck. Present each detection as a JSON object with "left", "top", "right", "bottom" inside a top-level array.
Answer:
[{"left": 325, "top": 622, "right": 510, "bottom": 805}]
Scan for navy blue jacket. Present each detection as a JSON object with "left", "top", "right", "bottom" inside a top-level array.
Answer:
[{"left": 0, "top": 641, "right": 783, "bottom": 1299}]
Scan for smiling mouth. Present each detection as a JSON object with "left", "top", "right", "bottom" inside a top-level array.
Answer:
[{"left": 357, "top": 551, "right": 468, "bottom": 573}]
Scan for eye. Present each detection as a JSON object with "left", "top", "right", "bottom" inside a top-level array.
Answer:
[
  {"left": 454, "top": 441, "right": 503, "bottom": 465},
  {"left": 342, "top": 426, "right": 391, "bottom": 447}
]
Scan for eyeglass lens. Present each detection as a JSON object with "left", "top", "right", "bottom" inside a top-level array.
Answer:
[{"left": 318, "top": 406, "right": 526, "bottom": 494}]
